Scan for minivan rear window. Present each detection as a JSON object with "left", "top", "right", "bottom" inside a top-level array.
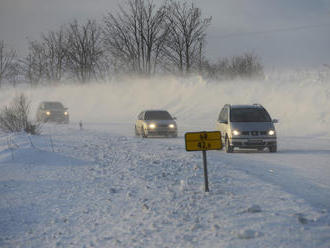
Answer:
[{"left": 230, "top": 108, "right": 271, "bottom": 122}]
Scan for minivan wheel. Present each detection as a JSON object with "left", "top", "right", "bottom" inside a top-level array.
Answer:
[
  {"left": 269, "top": 145, "right": 277, "bottom": 153},
  {"left": 225, "top": 137, "right": 234, "bottom": 153}
]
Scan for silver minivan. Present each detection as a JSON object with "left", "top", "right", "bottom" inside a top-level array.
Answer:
[
  {"left": 216, "top": 104, "right": 278, "bottom": 153},
  {"left": 135, "top": 110, "right": 178, "bottom": 138}
]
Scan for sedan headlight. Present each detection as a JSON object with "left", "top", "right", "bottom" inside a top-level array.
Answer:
[
  {"left": 169, "top": 124, "right": 175, "bottom": 129},
  {"left": 64, "top": 111, "right": 68, "bottom": 115},
  {"left": 268, "top": 130, "right": 275, "bottom": 136},
  {"left": 46, "top": 111, "right": 51, "bottom": 116},
  {"left": 149, "top": 123, "right": 156, "bottom": 129},
  {"left": 232, "top": 130, "right": 240, "bottom": 136}
]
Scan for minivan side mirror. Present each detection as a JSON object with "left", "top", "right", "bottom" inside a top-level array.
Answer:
[{"left": 272, "top": 119, "right": 279, "bottom": 123}]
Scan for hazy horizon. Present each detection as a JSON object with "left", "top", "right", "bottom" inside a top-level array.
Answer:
[{"left": 0, "top": 70, "right": 329, "bottom": 138}]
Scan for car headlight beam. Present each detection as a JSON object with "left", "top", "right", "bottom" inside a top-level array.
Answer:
[
  {"left": 268, "top": 130, "right": 275, "bottom": 136},
  {"left": 64, "top": 111, "right": 68, "bottom": 115},
  {"left": 46, "top": 111, "right": 51, "bottom": 116},
  {"left": 232, "top": 130, "right": 240, "bottom": 136},
  {"left": 149, "top": 123, "right": 156, "bottom": 129}
]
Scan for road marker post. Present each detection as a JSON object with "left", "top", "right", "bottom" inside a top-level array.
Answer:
[{"left": 185, "top": 131, "right": 222, "bottom": 192}]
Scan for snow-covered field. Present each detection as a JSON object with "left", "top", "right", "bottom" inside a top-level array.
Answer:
[{"left": 1, "top": 71, "right": 330, "bottom": 247}]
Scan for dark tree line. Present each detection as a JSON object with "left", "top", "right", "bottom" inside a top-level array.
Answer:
[
  {"left": 0, "top": 0, "right": 264, "bottom": 87},
  {"left": 20, "top": 20, "right": 104, "bottom": 84},
  {"left": 202, "top": 53, "right": 264, "bottom": 80}
]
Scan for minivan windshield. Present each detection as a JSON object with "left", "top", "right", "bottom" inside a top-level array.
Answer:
[
  {"left": 230, "top": 108, "right": 271, "bottom": 122},
  {"left": 145, "top": 111, "right": 172, "bottom": 120}
]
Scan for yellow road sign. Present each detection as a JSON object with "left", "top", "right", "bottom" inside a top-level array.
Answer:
[{"left": 185, "top": 131, "right": 222, "bottom": 151}]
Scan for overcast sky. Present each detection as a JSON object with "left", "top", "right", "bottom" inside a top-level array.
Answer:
[{"left": 1, "top": 0, "right": 329, "bottom": 69}]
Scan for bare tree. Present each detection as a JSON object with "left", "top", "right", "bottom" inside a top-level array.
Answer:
[
  {"left": 20, "top": 20, "right": 104, "bottom": 84},
  {"left": 0, "top": 40, "right": 17, "bottom": 87},
  {"left": 201, "top": 53, "right": 264, "bottom": 80},
  {"left": 103, "top": 8, "right": 137, "bottom": 73},
  {"left": 200, "top": 58, "right": 228, "bottom": 80},
  {"left": 0, "top": 94, "right": 40, "bottom": 134},
  {"left": 20, "top": 28, "right": 67, "bottom": 84},
  {"left": 163, "top": 1, "right": 211, "bottom": 74},
  {"left": 103, "top": 0, "right": 168, "bottom": 75},
  {"left": 41, "top": 28, "right": 66, "bottom": 81},
  {"left": 65, "top": 19, "right": 103, "bottom": 82},
  {"left": 228, "top": 53, "right": 264, "bottom": 79},
  {"left": 20, "top": 41, "right": 46, "bottom": 85},
  {"left": 6, "top": 61, "right": 21, "bottom": 86}
]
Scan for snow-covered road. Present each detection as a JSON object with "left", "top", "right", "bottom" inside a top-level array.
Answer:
[
  {"left": 1, "top": 71, "right": 330, "bottom": 247},
  {"left": 210, "top": 136, "right": 330, "bottom": 210},
  {"left": 1, "top": 123, "right": 329, "bottom": 247},
  {"left": 87, "top": 121, "right": 330, "bottom": 210}
]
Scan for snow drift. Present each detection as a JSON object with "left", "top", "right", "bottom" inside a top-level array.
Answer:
[{"left": 0, "top": 70, "right": 329, "bottom": 137}]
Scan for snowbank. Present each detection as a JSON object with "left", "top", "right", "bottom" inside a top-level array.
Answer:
[{"left": 0, "top": 70, "right": 329, "bottom": 137}]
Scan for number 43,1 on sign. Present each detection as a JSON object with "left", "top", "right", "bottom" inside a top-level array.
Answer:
[{"left": 184, "top": 131, "right": 222, "bottom": 192}]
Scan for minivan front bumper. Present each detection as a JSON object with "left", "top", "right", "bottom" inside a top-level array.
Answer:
[{"left": 231, "top": 137, "right": 276, "bottom": 148}]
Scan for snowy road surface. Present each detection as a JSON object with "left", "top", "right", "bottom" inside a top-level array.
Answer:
[{"left": 1, "top": 122, "right": 330, "bottom": 248}]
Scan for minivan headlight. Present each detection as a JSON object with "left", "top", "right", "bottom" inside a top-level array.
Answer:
[
  {"left": 232, "top": 130, "right": 240, "bottom": 136},
  {"left": 46, "top": 111, "right": 51, "bottom": 116},
  {"left": 268, "top": 130, "right": 275, "bottom": 136},
  {"left": 64, "top": 111, "right": 68, "bottom": 115},
  {"left": 169, "top": 124, "right": 175, "bottom": 128},
  {"left": 149, "top": 123, "right": 156, "bottom": 129}
]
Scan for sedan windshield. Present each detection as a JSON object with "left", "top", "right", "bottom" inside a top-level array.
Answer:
[
  {"left": 230, "top": 108, "right": 271, "bottom": 122},
  {"left": 145, "top": 111, "right": 172, "bottom": 120},
  {"left": 44, "top": 102, "right": 64, "bottom": 109}
]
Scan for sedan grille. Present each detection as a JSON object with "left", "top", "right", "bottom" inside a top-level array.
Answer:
[{"left": 158, "top": 124, "right": 169, "bottom": 128}]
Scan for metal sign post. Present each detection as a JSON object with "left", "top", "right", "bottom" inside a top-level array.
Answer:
[
  {"left": 202, "top": 150, "right": 209, "bottom": 192},
  {"left": 185, "top": 131, "right": 222, "bottom": 192}
]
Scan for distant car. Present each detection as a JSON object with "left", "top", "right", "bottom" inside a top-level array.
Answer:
[
  {"left": 135, "top": 110, "right": 178, "bottom": 138},
  {"left": 36, "top": 101, "right": 69, "bottom": 124},
  {"left": 216, "top": 104, "right": 278, "bottom": 153}
]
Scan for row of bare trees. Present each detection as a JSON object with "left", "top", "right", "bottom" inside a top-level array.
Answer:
[
  {"left": 103, "top": 0, "right": 211, "bottom": 75},
  {"left": 0, "top": 0, "right": 263, "bottom": 86},
  {"left": 202, "top": 53, "right": 264, "bottom": 80},
  {"left": 104, "top": 0, "right": 168, "bottom": 74},
  {"left": 20, "top": 19, "right": 104, "bottom": 84}
]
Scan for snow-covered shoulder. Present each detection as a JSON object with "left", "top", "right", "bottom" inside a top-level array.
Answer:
[{"left": 0, "top": 124, "right": 329, "bottom": 247}]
